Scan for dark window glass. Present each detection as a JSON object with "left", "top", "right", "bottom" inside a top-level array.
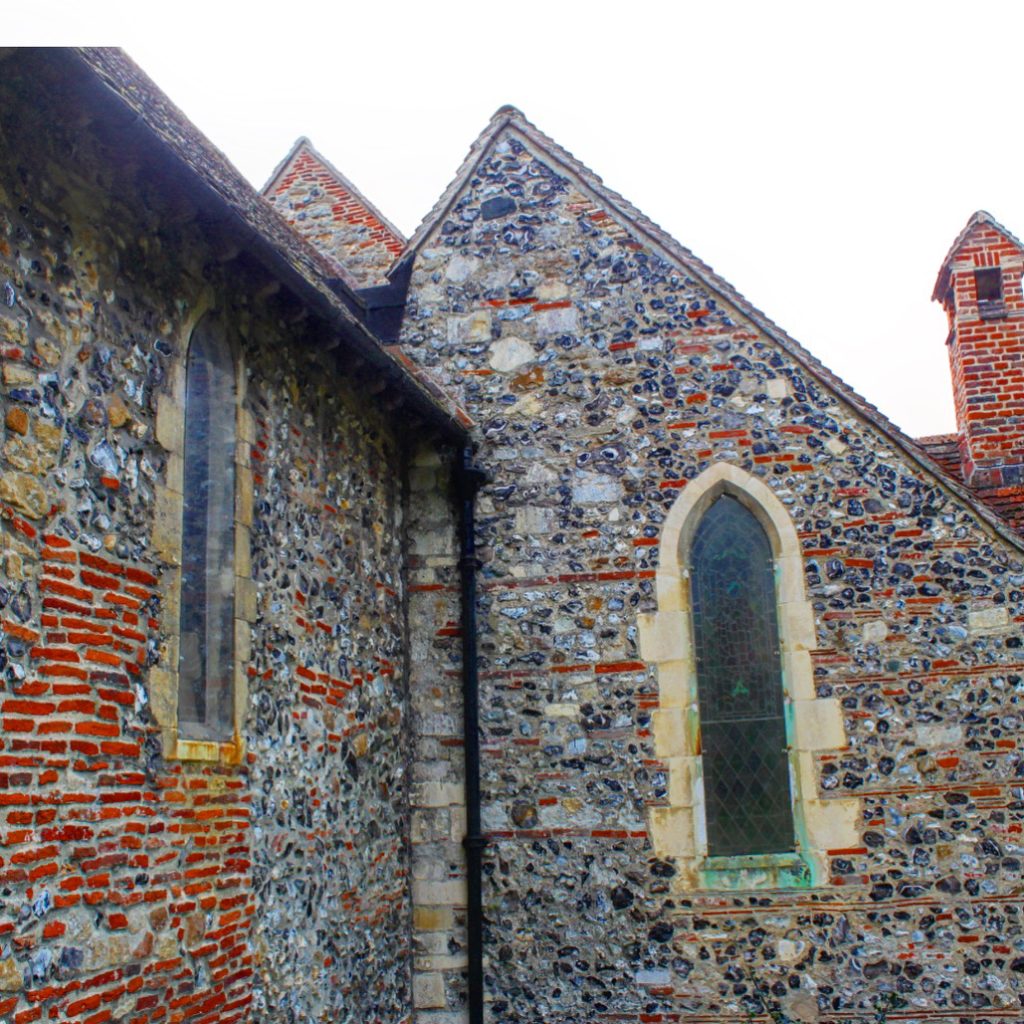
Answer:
[
  {"left": 975, "top": 267, "right": 1003, "bottom": 303},
  {"left": 690, "top": 494, "right": 794, "bottom": 856},
  {"left": 178, "top": 317, "right": 236, "bottom": 740},
  {"left": 975, "top": 268, "right": 1005, "bottom": 319}
]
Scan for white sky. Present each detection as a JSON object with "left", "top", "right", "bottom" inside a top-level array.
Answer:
[{"left": 23, "top": 1, "right": 1024, "bottom": 438}]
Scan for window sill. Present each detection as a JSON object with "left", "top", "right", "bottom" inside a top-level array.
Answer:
[
  {"left": 978, "top": 302, "right": 1007, "bottom": 320},
  {"left": 165, "top": 731, "right": 246, "bottom": 767},
  {"left": 699, "top": 851, "right": 814, "bottom": 890}
]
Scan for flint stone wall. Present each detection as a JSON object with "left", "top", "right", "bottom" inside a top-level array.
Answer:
[
  {"left": 0, "top": 58, "right": 417, "bottom": 1024},
  {"left": 399, "top": 126, "right": 1024, "bottom": 1022}
]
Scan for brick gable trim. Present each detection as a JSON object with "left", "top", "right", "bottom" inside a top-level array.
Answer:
[
  {"left": 262, "top": 136, "right": 406, "bottom": 249},
  {"left": 261, "top": 138, "right": 405, "bottom": 289}
]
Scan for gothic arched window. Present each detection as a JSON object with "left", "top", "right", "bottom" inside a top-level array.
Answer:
[
  {"left": 690, "top": 494, "right": 795, "bottom": 856},
  {"left": 177, "top": 315, "right": 237, "bottom": 740}
]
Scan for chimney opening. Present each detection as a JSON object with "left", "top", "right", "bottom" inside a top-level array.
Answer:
[{"left": 974, "top": 267, "right": 1005, "bottom": 319}]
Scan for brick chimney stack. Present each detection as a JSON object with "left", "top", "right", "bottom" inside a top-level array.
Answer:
[{"left": 934, "top": 212, "right": 1024, "bottom": 488}]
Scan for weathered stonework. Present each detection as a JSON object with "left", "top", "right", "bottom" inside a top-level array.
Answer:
[
  {"left": 8, "top": 48, "right": 1024, "bottom": 1024},
  {"left": 397, "top": 112, "right": 1024, "bottom": 1022},
  {"left": 265, "top": 140, "right": 406, "bottom": 288},
  {"left": 406, "top": 444, "right": 469, "bottom": 1023},
  {"left": 0, "top": 51, "right": 451, "bottom": 1024}
]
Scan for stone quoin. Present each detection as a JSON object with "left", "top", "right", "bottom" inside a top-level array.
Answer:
[{"left": 1, "top": 46, "right": 1024, "bottom": 1024}]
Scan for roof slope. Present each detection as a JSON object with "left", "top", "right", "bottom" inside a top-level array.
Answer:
[
  {"left": 68, "top": 47, "right": 469, "bottom": 438},
  {"left": 916, "top": 434, "right": 963, "bottom": 482},
  {"left": 917, "top": 433, "right": 1024, "bottom": 535},
  {"left": 263, "top": 137, "right": 405, "bottom": 287},
  {"left": 402, "top": 105, "right": 1024, "bottom": 553}
]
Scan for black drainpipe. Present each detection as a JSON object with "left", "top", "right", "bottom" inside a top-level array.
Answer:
[{"left": 456, "top": 445, "right": 488, "bottom": 1024}]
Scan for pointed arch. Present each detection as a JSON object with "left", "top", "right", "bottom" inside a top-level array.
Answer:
[
  {"left": 691, "top": 494, "right": 795, "bottom": 856},
  {"left": 639, "top": 463, "right": 859, "bottom": 890},
  {"left": 177, "top": 313, "right": 238, "bottom": 740},
  {"left": 147, "top": 299, "right": 256, "bottom": 766}
]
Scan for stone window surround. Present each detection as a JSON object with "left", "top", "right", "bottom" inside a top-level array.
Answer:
[
  {"left": 149, "top": 297, "right": 257, "bottom": 766},
  {"left": 639, "top": 462, "right": 859, "bottom": 890}
]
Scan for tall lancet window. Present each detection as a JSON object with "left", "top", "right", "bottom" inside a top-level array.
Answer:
[
  {"left": 178, "top": 315, "right": 236, "bottom": 740},
  {"left": 690, "top": 494, "right": 795, "bottom": 856}
]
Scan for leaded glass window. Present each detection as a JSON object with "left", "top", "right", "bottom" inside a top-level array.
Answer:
[
  {"left": 690, "top": 494, "right": 795, "bottom": 856},
  {"left": 177, "top": 316, "right": 236, "bottom": 740}
]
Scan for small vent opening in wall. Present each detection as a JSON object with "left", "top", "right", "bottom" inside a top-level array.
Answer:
[{"left": 975, "top": 267, "right": 1004, "bottom": 318}]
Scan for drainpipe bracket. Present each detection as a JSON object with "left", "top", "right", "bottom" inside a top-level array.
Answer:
[{"left": 456, "top": 464, "right": 488, "bottom": 499}]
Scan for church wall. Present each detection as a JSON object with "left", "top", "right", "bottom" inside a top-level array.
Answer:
[
  {"left": 0, "top": 61, "right": 418, "bottom": 1024},
  {"left": 399, "top": 127, "right": 1024, "bottom": 1022}
]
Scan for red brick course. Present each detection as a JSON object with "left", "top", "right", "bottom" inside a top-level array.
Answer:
[
  {"left": 267, "top": 146, "right": 404, "bottom": 286},
  {"left": 1, "top": 533, "right": 255, "bottom": 1023}
]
